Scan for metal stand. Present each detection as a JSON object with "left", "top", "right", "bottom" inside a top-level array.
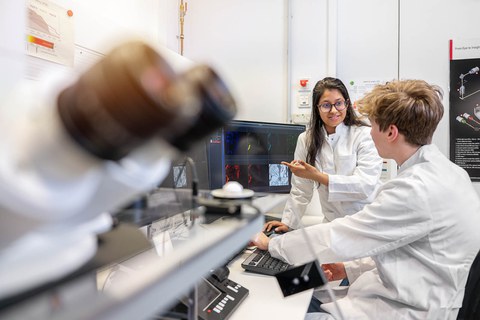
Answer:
[{"left": 187, "top": 285, "right": 198, "bottom": 320}]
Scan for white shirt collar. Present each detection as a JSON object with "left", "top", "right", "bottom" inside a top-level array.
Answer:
[
  {"left": 398, "top": 144, "right": 437, "bottom": 173},
  {"left": 322, "top": 122, "right": 346, "bottom": 147}
]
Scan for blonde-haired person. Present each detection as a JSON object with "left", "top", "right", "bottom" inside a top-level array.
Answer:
[
  {"left": 252, "top": 79, "right": 480, "bottom": 320},
  {"left": 265, "top": 77, "right": 383, "bottom": 234}
]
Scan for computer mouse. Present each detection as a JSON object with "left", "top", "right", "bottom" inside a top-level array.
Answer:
[{"left": 264, "top": 228, "right": 276, "bottom": 237}]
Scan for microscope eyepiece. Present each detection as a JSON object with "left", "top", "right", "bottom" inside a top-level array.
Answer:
[
  {"left": 57, "top": 41, "right": 236, "bottom": 160},
  {"left": 169, "top": 65, "right": 237, "bottom": 151}
]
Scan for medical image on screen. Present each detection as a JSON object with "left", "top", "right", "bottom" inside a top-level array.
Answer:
[
  {"left": 225, "top": 131, "right": 244, "bottom": 155},
  {"left": 269, "top": 163, "right": 289, "bottom": 187},
  {"left": 225, "top": 164, "right": 248, "bottom": 187},
  {"left": 225, "top": 163, "right": 270, "bottom": 190},
  {"left": 172, "top": 165, "right": 187, "bottom": 188},
  {"left": 247, "top": 164, "right": 269, "bottom": 188}
]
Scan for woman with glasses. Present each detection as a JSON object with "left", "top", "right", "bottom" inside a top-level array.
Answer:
[{"left": 265, "top": 77, "right": 383, "bottom": 233}]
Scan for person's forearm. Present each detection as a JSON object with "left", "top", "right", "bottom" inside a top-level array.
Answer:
[{"left": 314, "top": 171, "right": 329, "bottom": 186}]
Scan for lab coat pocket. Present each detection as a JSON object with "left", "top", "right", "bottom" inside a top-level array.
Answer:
[{"left": 336, "top": 154, "right": 357, "bottom": 175}]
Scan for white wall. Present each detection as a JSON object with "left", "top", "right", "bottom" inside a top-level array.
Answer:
[
  {"left": 0, "top": 2, "right": 25, "bottom": 102},
  {"left": 21, "top": 0, "right": 480, "bottom": 197},
  {"left": 176, "top": 0, "right": 480, "bottom": 203},
  {"left": 288, "top": 0, "right": 331, "bottom": 123},
  {"left": 337, "top": 0, "right": 398, "bottom": 82},
  {"left": 335, "top": 0, "right": 480, "bottom": 195},
  {"left": 178, "top": 1, "right": 328, "bottom": 216},
  {"left": 398, "top": 0, "right": 480, "bottom": 195},
  {"left": 24, "top": 1, "right": 194, "bottom": 83},
  {"left": 25, "top": 0, "right": 330, "bottom": 124},
  {"left": 179, "top": 0, "right": 287, "bottom": 122},
  {"left": 399, "top": 0, "right": 480, "bottom": 194},
  {"left": 49, "top": 0, "right": 161, "bottom": 53},
  {"left": 180, "top": 0, "right": 330, "bottom": 123}
]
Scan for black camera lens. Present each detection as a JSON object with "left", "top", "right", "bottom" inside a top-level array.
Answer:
[
  {"left": 57, "top": 42, "right": 201, "bottom": 161},
  {"left": 169, "top": 65, "right": 237, "bottom": 151}
]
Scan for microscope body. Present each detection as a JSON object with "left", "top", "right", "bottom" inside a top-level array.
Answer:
[{"left": 0, "top": 39, "right": 236, "bottom": 299}]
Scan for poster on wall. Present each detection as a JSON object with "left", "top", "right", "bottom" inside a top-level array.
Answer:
[
  {"left": 449, "top": 38, "right": 480, "bottom": 181},
  {"left": 26, "top": 0, "right": 74, "bottom": 67},
  {"left": 347, "top": 79, "right": 388, "bottom": 110}
]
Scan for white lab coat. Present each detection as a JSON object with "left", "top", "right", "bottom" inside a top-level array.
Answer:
[
  {"left": 270, "top": 144, "right": 480, "bottom": 319},
  {"left": 282, "top": 123, "right": 383, "bottom": 228}
]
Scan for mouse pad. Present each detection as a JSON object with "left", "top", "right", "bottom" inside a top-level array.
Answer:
[{"left": 275, "top": 261, "right": 327, "bottom": 297}]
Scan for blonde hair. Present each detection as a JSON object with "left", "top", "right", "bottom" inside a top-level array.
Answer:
[{"left": 357, "top": 80, "right": 444, "bottom": 145}]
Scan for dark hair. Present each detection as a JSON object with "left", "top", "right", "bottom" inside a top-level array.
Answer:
[{"left": 306, "top": 77, "right": 367, "bottom": 165}]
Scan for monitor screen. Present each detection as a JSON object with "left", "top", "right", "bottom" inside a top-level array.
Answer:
[
  {"left": 159, "top": 135, "right": 215, "bottom": 191},
  {"left": 159, "top": 120, "right": 305, "bottom": 194},
  {"left": 211, "top": 120, "right": 306, "bottom": 193}
]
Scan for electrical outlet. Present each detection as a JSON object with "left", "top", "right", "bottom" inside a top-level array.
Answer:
[
  {"left": 297, "top": 91, "right": 311, "bottom": 108},
  {"left": 291, "top": 113, "right": 310, "bottom": 124}
]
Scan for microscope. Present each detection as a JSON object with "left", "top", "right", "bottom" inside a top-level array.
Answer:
[{"left": 0, "top": 40, "right": 236, "bottom": 300}]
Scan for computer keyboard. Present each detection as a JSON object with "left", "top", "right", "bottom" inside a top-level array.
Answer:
[{"left": 241, "top": 248, "right": 292, "bottom": 276}]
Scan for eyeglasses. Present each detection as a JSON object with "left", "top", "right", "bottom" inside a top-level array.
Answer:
[{"left": 318, "top": 100, "right": 348, "bottom": 113}]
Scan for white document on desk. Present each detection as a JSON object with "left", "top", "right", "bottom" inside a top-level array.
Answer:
[{"left": 152, "top": 231, "right": 174, "bottom": 257}]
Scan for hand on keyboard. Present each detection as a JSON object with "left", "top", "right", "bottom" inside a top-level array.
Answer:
[{"left": 250, "top": 232, "right": 270, "bottom": 250}]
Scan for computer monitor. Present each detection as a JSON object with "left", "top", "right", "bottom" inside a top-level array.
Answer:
[
  {"left": 160, "top": 120, "right": 305, "bottom": 194},
  {"left": 211, "top": 120, "right": 306, "bottom": 193},
  {"left": 159, "top": 135, "right": 215, "bottom": 191}
]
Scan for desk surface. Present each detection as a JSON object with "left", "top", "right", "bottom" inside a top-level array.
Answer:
[
  {"left": 227, "top": 250, "right": 312, "bottom": 320},
  {"left": 0, "top": 194, "right": 295, "bottom": 320},
  {"left": 0, "top": 212, "right": 265, "bottom": 320}
]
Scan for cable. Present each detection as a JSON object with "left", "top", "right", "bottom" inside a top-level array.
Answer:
[
  {"left": 172, "top": 156, "right": 200, "bottom": 320},
  {"left": 185, "top": 157, "right": 199, "bottom": 197}
]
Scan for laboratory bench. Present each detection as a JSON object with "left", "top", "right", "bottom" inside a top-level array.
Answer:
[{"left": 0, "top": 190, "right": 312, "bottom": 320}]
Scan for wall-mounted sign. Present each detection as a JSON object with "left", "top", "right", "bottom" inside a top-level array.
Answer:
[{"left": 449, "top": 38, "right": 480, "bottom": 181}]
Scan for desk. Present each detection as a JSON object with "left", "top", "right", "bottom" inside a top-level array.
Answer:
[
  {"left": 0, "top": 211, "right": 264, "bottom": 320},
  {"left": 227, "top": 250, "right": 313, "bottom": 320},
  {"left": 0, "top": 193, "right": 293, "bottom": 320}
]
